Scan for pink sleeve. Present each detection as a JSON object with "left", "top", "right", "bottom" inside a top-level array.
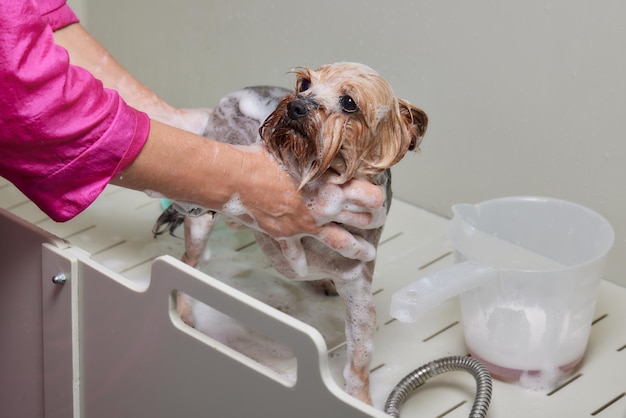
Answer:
[
  {"left": 0, "top": 0, "right": 150, "bottom": 222},
  {"left": 37, "top": 0, "right": 80, "bottom": 30}
]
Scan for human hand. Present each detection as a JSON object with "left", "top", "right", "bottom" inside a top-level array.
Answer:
[
  {"left": 301, "top": 172, "right": 387, "bottom": 231},
  {"left": 273, "top": 173, "right": 386, "bottom": 276},
  {"left": 218, "top": 144, "right": 385, "bottom": 271}
]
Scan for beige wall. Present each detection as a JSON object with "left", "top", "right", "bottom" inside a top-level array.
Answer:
[
  {"left": 66, "top": 0, "right": 87, "bottom": 25},
  {"left": 79, "top": 0, "right": 625, "bottom": 285}
]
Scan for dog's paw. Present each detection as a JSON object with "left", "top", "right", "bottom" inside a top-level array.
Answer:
[{"left": 307, "top": 279, "right": 338, "bottom": 296}]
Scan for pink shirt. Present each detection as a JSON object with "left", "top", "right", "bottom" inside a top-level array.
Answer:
[{"left": 0, "top": 0, "right": 150, "bottom": 221}]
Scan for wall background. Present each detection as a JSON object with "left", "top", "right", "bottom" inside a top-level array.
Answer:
[{"left": 69, "top": 0, "right": 626, "bottom": 285}]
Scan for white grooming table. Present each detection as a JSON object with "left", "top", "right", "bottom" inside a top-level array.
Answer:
[{"left": 1, "top": 178, "right": 625, "bottom": 417}]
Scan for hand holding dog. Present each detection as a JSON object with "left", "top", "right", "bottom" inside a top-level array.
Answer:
[
  {"left": 303, "top": 171, "right": 387, "bottom": 230},
  {"left": 222, "top": 144, "right": 384, "bottom": 262}
]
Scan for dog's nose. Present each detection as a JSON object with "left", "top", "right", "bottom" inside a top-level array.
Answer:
[{"left": 287, "top": 100, "right": 308, "bottom": 120}]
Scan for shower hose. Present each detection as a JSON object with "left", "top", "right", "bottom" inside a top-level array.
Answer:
[{"left": 384, "top": 355, "right": 493, "bottom": 418}]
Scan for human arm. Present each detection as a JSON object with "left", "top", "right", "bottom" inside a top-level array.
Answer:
[
  {"left": 112, "top": 121, "right": 381, "bottom": 260},
  {"left": 52, "top": 17, "right": 387, "bottom": 248},
  {"left": 0, "top": 0, "right": 384, "bottom": 260}
]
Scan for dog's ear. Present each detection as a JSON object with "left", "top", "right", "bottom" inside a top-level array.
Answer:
[{"left": 399, "top": 99, "right": 428, "bottom": 151}]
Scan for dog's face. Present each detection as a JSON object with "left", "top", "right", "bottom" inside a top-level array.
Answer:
[{"left": 260, "top": 62, "right": 428, "bottom": 187}]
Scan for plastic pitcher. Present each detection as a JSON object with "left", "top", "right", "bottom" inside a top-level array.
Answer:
[{"left": 390, "top": 196, "right": 614, "bottom": 385}]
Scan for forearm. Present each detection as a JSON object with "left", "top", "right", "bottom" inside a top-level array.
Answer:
[{"left": 112, "top": 120, "right": 243, "bottom": 209}]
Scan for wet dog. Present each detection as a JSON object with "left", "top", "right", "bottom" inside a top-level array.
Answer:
[{"left": 153, "top": 62, "right": 427, "bottom": 404}]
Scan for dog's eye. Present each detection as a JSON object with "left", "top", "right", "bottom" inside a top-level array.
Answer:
[
  {"left": 340, "top": 95, "right": 358, "bottom": 113},
  {"left": 298, "top": 78, "right": 311, "bottom": 92}
]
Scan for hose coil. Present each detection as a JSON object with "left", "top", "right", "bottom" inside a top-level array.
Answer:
[{"left": 384, "top": 356, "right": 492, "bottom": 418}]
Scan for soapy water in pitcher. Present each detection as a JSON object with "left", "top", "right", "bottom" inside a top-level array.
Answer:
[
  {"left": 468, "top": 350, "right": 582, "bottom": 389},
  {"left": 463, "top": 300, "right": 589, "bottom": 389},
  {"left": 457, "top": 230, "right": 594, "bottom": 389}
]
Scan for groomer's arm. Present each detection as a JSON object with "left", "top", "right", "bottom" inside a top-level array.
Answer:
[
  {"left": 53, "top": 22, "right": 209, "bottom": 134},
  {"left": 113, "top": 120, "right": 375, "bottom": 261},
  {"left": 55, "top": 21, "right": 384, "bottom": 260}
]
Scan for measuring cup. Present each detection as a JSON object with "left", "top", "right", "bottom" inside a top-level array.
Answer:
[{"left": 390, "top": 196, "right": 614, "bottom": 385}]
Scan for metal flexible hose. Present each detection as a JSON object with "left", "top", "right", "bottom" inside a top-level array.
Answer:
[{"left": 384, "top": 355, "right": 492, "bottom": 418}]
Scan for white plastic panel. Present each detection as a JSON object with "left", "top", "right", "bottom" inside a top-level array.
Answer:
[
  {"left": 75, "top": 255, "right": 384, "bottom": 418},
  {"left": 2, "top": 178, "right": 626, "bottom": 417}
]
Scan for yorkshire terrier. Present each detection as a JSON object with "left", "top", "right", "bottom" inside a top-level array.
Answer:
[{"left": 153, "top": 62, "right": 428, "bottom": 404}]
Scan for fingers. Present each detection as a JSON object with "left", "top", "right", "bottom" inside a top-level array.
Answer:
[
  {"left": 332, "top": 209, "right": 387, "bottom": 230},
  {"left": 341, "top": 178, "right": 386, "bottom": 211},
  {"left": 227, "top": 150, "right": 384, "bottom": 263},
  {"left": 332, "top": 210, "right": 372, "bottom": 228},
  {"left": 316, "top": 224, "right": 377, "bottom": 262},
  {"left": 337, "top": 179, "right": 387, "bottom": 228},
  {"left": 305, "top": 180, "right": 387, "bottom": 230}
]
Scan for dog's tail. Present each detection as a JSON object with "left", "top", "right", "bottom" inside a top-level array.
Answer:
[{"left": 152, "top": 205, "right": 185, "bottom": 238}]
